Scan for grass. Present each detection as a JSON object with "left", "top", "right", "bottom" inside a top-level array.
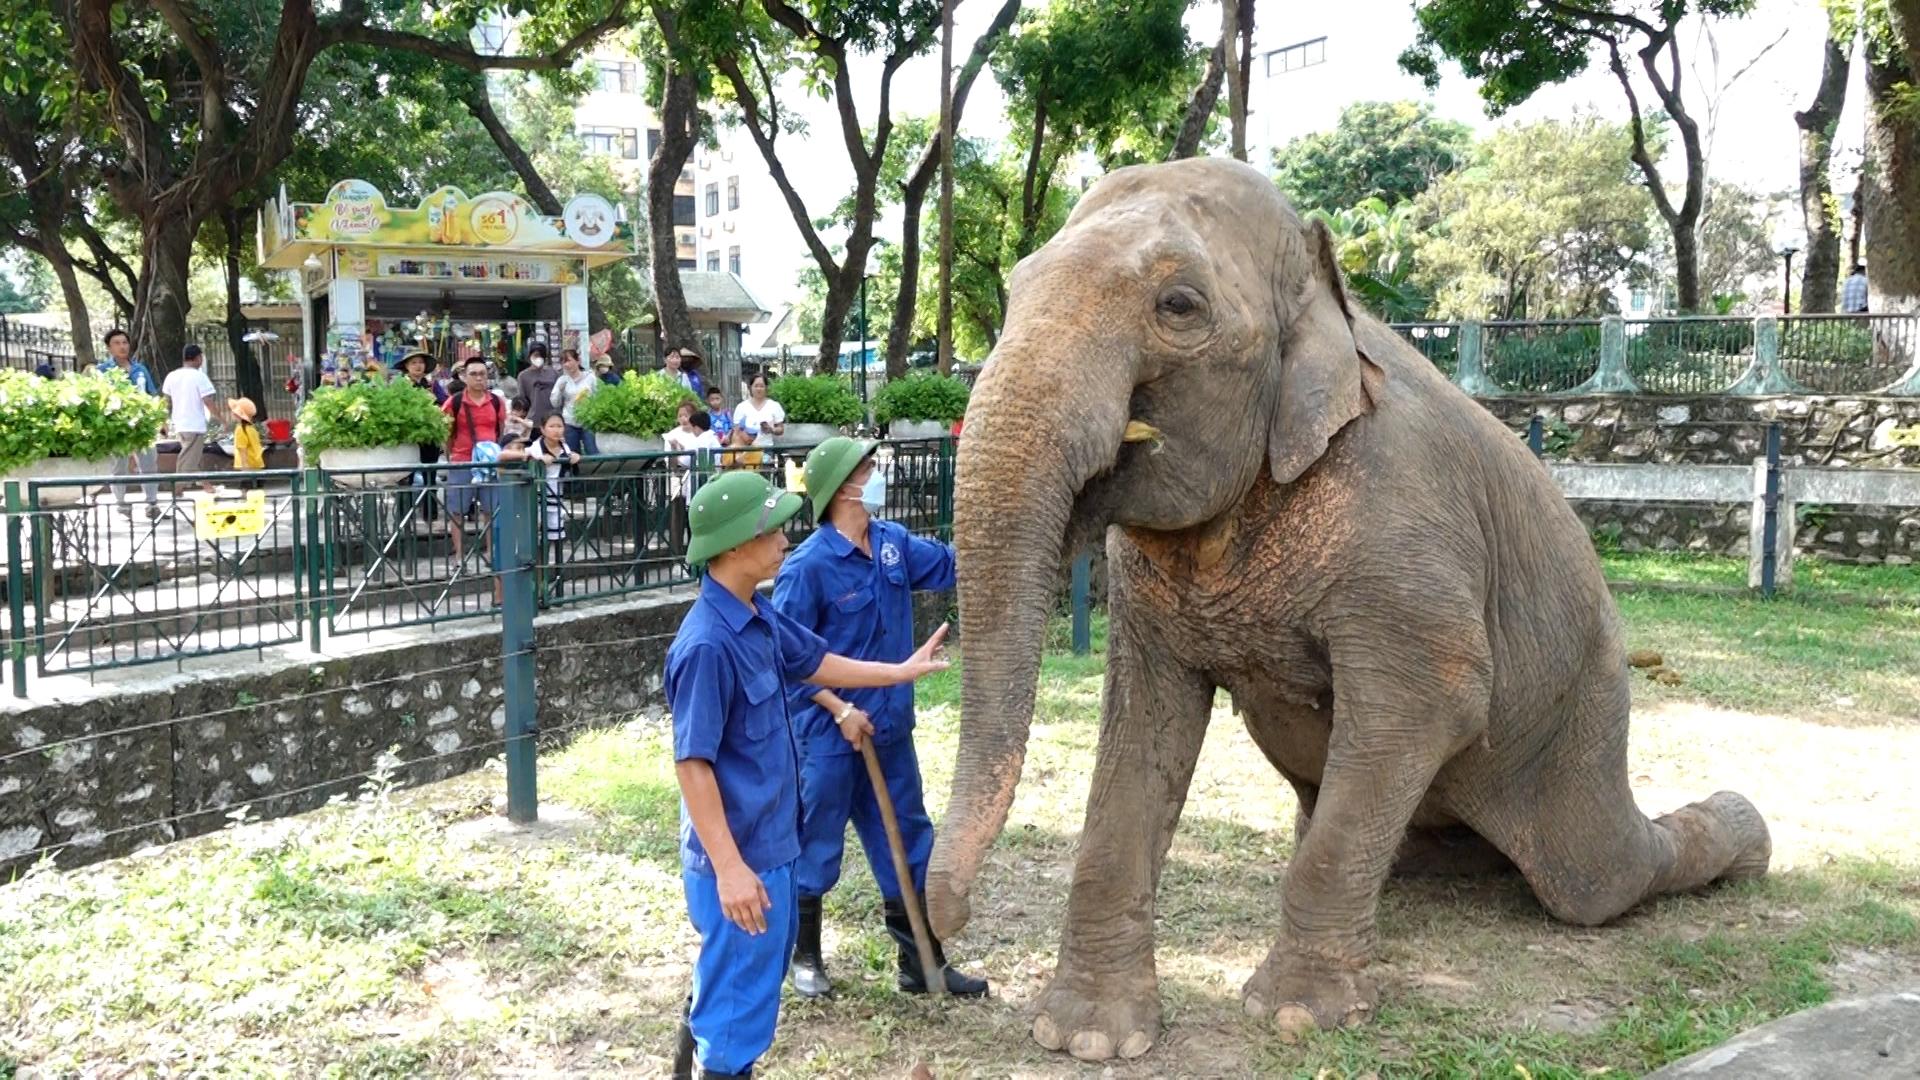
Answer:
[{"left": 0, "top": 562, "right": 1916, "bottom": 1077}]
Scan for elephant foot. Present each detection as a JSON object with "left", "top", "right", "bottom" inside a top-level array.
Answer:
[
  {"left": 1241, "top": 945, "right": 1377, "bottom": 1044},
  {"left": 1030, "top": 963, "right": 1161, "bottom": 1062},
  {"left": 1655, "top": 790, "right": 1772, "bottom": 892}
]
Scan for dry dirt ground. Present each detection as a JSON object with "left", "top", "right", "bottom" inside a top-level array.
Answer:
[{"left": 5, "top": 683, "right": 1916, "bottom": 1079}]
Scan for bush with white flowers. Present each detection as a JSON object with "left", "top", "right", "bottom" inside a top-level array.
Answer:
[{"left": 0, "top": 368, "right": 169, "bottom": 473}]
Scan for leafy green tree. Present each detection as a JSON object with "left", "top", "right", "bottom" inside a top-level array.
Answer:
[
  {"left": 1860, "top": 0, "right": 1920, "bottom": 314},
  {"left": 1412, "top": 118, "right": 1655, "bottom": 320},
  {"left": 57, "top": 0, "right": 631, "bottom": 378},
  {"left": 1304, "top": 199, "right": 1431, "bottom": 322},
  {"left": 1273, "top": 101, "right": 1472, "bottom": 215},
  {"left": 1401, "top": 0, "right": 1756, "bottom": 311},
  {"left": 1795, "top": 0, "right": 1858, "bottom": 313}
]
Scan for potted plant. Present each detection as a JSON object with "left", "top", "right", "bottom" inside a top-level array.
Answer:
[
  {"left": 296, "top": 378, "right": 450, "bottom": 486},
  {"left": 873, "top": 371, "right": 969, "bottom": 440},
  {"left": 766, "top": 373, "right": 864, "bottom": 446},
  {"left": 0, "top": 369, "right": 170, "bottom": 505},
  {"left": 575, "top": 370, "right": 699, "bottom": 464}
]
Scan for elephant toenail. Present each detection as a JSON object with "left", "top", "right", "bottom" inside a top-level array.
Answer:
[
  {"left": 1341, "top": 1002, "right": 1372, "bottom": 1028},
  {"left": 1031, "top": 1014, "right": 1064, "bottom": 1051},
  {"left": 1272, "top": 1003, "right": 1318, "bottom": 1044},
  {"left": 1068, "top": 1030, "right": 1115, "bottom": 1061},
  {"left": 1243, "top": 994, "right": 1267, "bottom": 1018},
  {"left": 1119, "top": 1031, "right": 1153, "bottom": 1059}
]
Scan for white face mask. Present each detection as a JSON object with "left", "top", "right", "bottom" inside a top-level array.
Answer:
[
  {"left": 530, "top": 354, "right": 546, "bottom": 368},
  {"left": 858, "top": 469, "right": 886, "bottom": 513}
]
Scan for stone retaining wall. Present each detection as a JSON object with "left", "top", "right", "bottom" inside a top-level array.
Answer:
[
  {"left": 1481, "top": 396, "right": 1920, "bottom": 563},
  {"left": 2, "top": 589, "right": 953, "bottom": 878}
]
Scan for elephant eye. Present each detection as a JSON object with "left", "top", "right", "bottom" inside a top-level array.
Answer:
[{"left": 1156, "top": 286, "right": 1206, "bottom": 324}]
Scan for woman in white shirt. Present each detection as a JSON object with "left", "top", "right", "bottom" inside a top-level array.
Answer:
[
  {"left": 549, "top": 348, "right": 600, "bottom": 453},
  {"left": 663, "top": 403, "right": 724, "bottom": 555},
  {"left": 731, "top": 372, "right": 786, "bottom": 446}
]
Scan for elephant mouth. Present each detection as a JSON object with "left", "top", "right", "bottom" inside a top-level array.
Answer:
[{"left": 1122, "top": 419, "right": 1162, "bottom": 445}]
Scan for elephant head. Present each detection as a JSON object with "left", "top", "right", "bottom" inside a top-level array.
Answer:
[{"left": 926, "top": 157, "right": 1380, "bottom": 938}]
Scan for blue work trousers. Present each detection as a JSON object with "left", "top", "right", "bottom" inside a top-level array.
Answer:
[
  {"left": 683, "top": 859, "right": 799, "bottom": 1075},
  {"left": 795, "top": 737, "right": 934, "bottom": 902}
]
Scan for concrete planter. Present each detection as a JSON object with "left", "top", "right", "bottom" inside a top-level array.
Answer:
[
  {"left": 585, "top": 432, "right": 665, "bottom": 476},
  {"left": 318, "top": 444, "right": 421, "bottom": 488},
  {"left": 778, "top": 422, "right": 841, "bottom": 449},
  {"left": 0, "top": 456, "right": 120, "bottom": 505},
  {"left": 887, "top": 419, "right": 952, "bottom": 441}
]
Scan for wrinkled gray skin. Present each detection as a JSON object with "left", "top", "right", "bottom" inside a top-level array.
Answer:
[{"left": 923, "top": 158, "right": 1771, "bottom": 1063}]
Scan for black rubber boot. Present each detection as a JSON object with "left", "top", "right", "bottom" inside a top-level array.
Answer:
[
  {"left": 885, "top": 897, "right": 990, "bottom": 997},
  {"left": 789, "top": 895, "right": 833, "bottom": 998},
  {"left": 671, "top": 999, "right": 695, "bottom": 1080}
]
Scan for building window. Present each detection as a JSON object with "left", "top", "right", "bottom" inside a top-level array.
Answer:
[
  {"left": 704, "top": 183, "right": 720, "bottom": 216},
  {"left": 579, "top": 126, "right": 639, "bottom": 159},
  {"left": 472, "top": 21, "right": 507, "bottom": 53},
  {"left": 706, "top": 252, "right": 721, "bottom": 272},
  {"left": 677, "top": 258, "right": 697, "bottom": 270},
  {"left": 727, "top": 176, "right": 740, "bottom": 211},
  {"left": 595, "top": 60, "right": 638, "bottom": 94},
  {"left": 647, "top": 128, "right": 661, "bottom": 160},
  {"left": 1265, "top": 36, "right": 1327, "bottom": 77},
  {"left": 728, "top": 246, "right": 741, "bottom": 275},
  {"left": 673, "top": 194, "right": 696, "bottom": 227}
]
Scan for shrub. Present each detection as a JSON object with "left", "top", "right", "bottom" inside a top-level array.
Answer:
[
  {"left": 873, "top": 371, "right": 970, "bottom": 424},
  {"left": 295, "top": 378, "right": 450, "bottom": 454},
  {"left": 767, "top": 373, "right": 864, "bottom": 427},
  {"left": 574, "top": 370, "right": 699, "bottom": 438},
  {"left": 0, "top": 368, "right": 170, "bottom": 473}
]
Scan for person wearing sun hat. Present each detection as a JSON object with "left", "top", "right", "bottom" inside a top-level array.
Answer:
[
  {"left": 664, "top": 469, "right": 952, "bottom": 1080},
  {"left": 227, "top": 397, "right": 265, "bottom": 478},
  {"left": 769, "top": 437, "right": 986, "bottom": 1001}
]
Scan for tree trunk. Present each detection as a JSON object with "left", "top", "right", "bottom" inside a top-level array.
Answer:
[
  {"left": 937, "top": 0, "right": 955, "bottom": 375},
  {"left": 818, "top": 269, "right": 860, "bottom": 379},
  {"left": 47, "top": 249, "right": 96, "bottom": 369},
  {"left": 886, "top": 0, "right": 1021, "bottom": 377},
  {"left": 1864, "top": 51, "right": 1920, "bottom": 313},
  {"left": 138, "top": 212, "right": 198, "bottom": 378},
  {"left": 224, "top": 205, "right": 267, "bottom": 417},
  {"left": 1222, "top": 0, "right": 1244, "bottom": 161},
  {"left": 1170, "top": 36, "right": 1227, "bottom": 161},
  {"left": 1795, "top": 24, "right": 1853, "bottom": 313},
  {"left": 648, "top": 5, "right": 702, "bottom": 358}
]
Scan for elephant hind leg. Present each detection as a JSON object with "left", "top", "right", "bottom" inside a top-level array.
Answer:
[
  {"left": 1390, "top": 824, "right": 1518, "bottom": 879},
  {"left": 1478, "top": 671, "right": 1770, "bottom": 927}
]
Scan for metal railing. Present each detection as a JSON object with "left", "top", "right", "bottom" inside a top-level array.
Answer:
[
  {"left": 1, "top": 437, "right": 958, "bottom": 696},
  {"left": 1388, "top": 312, "right": 1920, "bottom": 397}
]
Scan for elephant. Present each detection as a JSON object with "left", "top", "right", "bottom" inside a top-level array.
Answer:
[{"left": 922, "top": 157, "right": 1771, "bottom": 1063}]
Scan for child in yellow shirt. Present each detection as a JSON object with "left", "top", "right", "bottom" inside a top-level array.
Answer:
[{"left": 229, "top": 397, "right": 266, "bottom": 481}]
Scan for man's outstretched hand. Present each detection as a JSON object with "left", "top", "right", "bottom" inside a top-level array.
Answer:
[{"left": 895, "top": 623, "right": 950, "bottom": 682}]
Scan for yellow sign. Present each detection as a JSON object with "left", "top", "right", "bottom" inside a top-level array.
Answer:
[
  {"left": 194, "top": 490, "right": 269, "bottom": 541},
  {"left": 1889, "top": 425, "right": 1920, "bottom": 448}
]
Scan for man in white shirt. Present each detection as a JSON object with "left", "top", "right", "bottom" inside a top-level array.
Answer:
[
  {"left": 1842, "top": 265, "right": 1869, "bottom": 314},
  {"left": 162, "top": 344, "right": 221, "bottom": 488}
]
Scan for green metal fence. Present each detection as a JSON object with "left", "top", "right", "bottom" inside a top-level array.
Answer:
[
  {"left": 1389, "top": 313, "right": 1920, "bottom": 397},
  {"left": 1, "top": 438, "right": 958, "bottom": 697}
]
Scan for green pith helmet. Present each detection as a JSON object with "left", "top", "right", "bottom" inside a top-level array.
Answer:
[
  {"left": 685, "top": 470, "right": 804, "bottom": 566},
  {"left": 802, "top": 437, "right": 877, "bottom": 524}
]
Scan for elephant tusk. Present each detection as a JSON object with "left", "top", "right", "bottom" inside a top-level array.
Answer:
[{"left": 1122, "top": 420, "right": 1162, "bottom": 443}]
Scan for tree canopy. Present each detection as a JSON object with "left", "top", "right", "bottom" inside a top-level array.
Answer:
[{"left": 1272, "top": 101, "right": 1472, "bottom": 216}]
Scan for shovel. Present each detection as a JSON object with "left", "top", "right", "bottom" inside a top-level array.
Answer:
[{"left": 859, "top": 737, "right": 946, "bottom": 999}]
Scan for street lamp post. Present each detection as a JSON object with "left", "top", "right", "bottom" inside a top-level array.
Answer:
[{"left": 1779, "top": 245, "right": 1799, "bottom": 315}]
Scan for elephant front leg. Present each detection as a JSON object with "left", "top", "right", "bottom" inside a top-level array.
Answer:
[
  {"left": 1243, "top": 625, "right": 1491, "bottom": 1041},
  {"left": 1032, "top": 608, "right": 1213, "bottom": 1062}
]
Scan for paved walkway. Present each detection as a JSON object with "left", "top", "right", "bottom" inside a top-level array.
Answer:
[{"left": 1646, "top": 989, "right": 1920, "bottom": 1078}]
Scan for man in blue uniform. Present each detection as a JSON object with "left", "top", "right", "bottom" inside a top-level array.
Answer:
[
  {"left": 666, "top": 469, "right": 950, "bottom": 1079},
  {"left": 772, "top": 437, "right": 990, "bottom": 999}
]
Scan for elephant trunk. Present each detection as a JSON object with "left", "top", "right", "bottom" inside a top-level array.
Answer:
[{"left": 925, "top": 341, "right": 1131, "bottom": 940}]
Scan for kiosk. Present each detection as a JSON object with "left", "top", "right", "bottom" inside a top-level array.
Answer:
[{"left": 259, "top": 180, "right": 636, "bottom": 375}]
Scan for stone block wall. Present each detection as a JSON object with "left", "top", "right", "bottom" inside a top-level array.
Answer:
[
  {"left": 1, "top": 589, "right": 955, "bottom": 877},
  {"left": 1480, "top": 395, "right": 1920, "bottom": 563}
]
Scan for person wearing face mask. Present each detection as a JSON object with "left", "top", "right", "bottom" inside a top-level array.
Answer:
[
  {"left": 516, "top": 343, "right": 560, "bottom": 429},
  {"left": 770, "top": 437, "right": 989, "bottom": 1002}
]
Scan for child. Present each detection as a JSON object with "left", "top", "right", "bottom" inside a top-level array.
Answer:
[
  {"left": 705, "top": 386, "right": 735, "bottom": 445},
  {"left": 665, "top": 470, "right": 949, "bottom": 1079},
  {"left": 721, "top": 426, "right": 763, "bottom": 472},
  {"left": 505, "top": 397, "right": 534, "bottom": 443},
  {"left": 501, "top": 413, "right": 579, "bottom": 598},
  {"left": 228, "top": 397, "right": 266, "bottom": 485}
]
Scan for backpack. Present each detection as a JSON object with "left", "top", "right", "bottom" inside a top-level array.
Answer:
[{"left": 450, "top": 391, "right": 505, "bottom": 453}]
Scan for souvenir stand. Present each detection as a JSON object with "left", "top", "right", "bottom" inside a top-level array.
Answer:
[{"left": 258, "top": 180, "right": 635, "bottom": 375}]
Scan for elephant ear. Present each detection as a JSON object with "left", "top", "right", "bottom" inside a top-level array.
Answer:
[{"left": 1267, "top": 219, "right": 1378, "bottom": 486}]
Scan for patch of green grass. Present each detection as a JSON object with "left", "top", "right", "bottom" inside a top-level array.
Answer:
[
  {"left": 1603, "top": 551, "right": 1920, "bottom": 605},
  {"left": 539, "top": 725, "right": 682, "bottom": 866}
]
